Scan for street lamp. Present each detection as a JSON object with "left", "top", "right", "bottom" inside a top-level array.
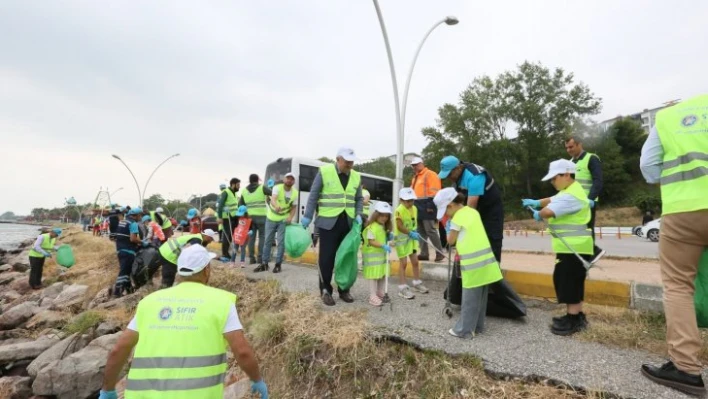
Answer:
[
  {"left": 371, "top": 1, "right": 457, "bottom": 210},
  {"left": 111, "top": 154, "right": 180, "bottom": 208},
  {"left": 143, "top": 153, "right": 180, "bottom": 204}
]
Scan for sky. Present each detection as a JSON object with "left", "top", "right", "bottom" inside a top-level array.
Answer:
[{"left": 1, "top": 0, "right": 707, "bottom": 215}]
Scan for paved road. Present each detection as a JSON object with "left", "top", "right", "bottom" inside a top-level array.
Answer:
[
  {"left": 242, "top": 262, "right": 696, "bottom": 399},
  {"left": 501, "top": 234, "right": 659, "bottom": 259}
]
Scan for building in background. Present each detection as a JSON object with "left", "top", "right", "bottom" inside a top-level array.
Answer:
[
  {"left": 385, "top": 152, "right": 421, "bottom": 167},
  {"left": 599, "top": 99, "right": 681, "bottom": 134}
]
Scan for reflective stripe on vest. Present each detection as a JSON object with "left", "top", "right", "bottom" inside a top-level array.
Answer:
[
  {"left": 573, "top": 152, "right": 598, "bottom": 201},
  {"left": 655, "top": 95, "right": 708, "bottom": 215},
  {"left": 548, "top": 181, "right": 593, "bottom": 255},
  {"left": 29, "top": 233, "right": 55, "bottom": 258},
  {"left": 267, "top": 184, "right": 298, "bottom": 222},
  {"left": 221, "top": 189, "right": 239, "bottom": 218},
  {"left": 159, "top": 234, "right": 203, "bottom": 264},
  {"left": 125, "top": 282, "right": 234, "bottom": 399},
  {"left": 241, "top": 186, "right": 267, "bottom": 217},
  {"left": 361, "top": 222, "right": 387, "bottom": 279},
  {"left": 452, "top": 207, "right": 503, "bottom": 289},
  {"left": 318, "top": 164, "right": 360, "bottom": 218}
]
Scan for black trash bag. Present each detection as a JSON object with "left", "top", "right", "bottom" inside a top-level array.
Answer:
[
  {"left": 443, "top": 259, "right": 462, "bottom": 306},
  {"left": 132, "top": 247, "right": 160, "bottom": 289}
]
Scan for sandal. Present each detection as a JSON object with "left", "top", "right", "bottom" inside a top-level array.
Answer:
[
  {"left": 368, "top": 295, "right": 383, "bottom": 307},
  {"left": 376, "top": 291, "right": 385, "bottom": 299}
]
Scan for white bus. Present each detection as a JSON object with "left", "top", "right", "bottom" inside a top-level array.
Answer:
[{"left": 264, "top": 157, "right": 394, "bottom": 228}]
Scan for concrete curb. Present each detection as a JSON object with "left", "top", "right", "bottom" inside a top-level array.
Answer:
[{"left": 285, "top": 251, "right": 663, "bottom": 312}]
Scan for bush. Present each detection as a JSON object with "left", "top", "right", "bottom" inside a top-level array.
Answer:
[
  {"left": 632, "top": 192, "right": 661, "bottom": 214},
  {"left": 64, "top": 311, "right": 104, "bottom": 334}
]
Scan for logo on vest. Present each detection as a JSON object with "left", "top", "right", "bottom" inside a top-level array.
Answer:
[
  {"left": 158, "top": 306, "right": 173, "bottom": 321},
  {"left": 682, "top": 115, "right": 698, "bottom": 127}
]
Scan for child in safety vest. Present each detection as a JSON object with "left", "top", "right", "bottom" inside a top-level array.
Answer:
[
  {"left": 187, "top": 208, "right": 202, "bottom": 234},
  {"left": 395, "top": 188, "right": 429, "bottom": 300},
  {"left": 434, "top": 188, "right": 503, "bottom": 339},
  {"left": 233, "top": 205, "right": 252, "bottom": 268},
  {"left": 361, "top": 202, "right": 394, "bottom": 307},
  {"left": 142, "top": 215, "right": 166, "bottom": 247}
]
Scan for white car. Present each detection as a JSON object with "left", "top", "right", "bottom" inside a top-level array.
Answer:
[{"left": 640, "top": 218, "right": 661, "bottom": 242}]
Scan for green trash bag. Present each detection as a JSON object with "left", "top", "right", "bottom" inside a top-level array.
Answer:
[
  {"left": 285, "top": 225, "right": 312, "bottom": 259},
  {"left": 56, "top": 244, "right": 75, "bottom": 268},
  {"left": 334, "top": 222, "right": 362, "bottom": 291},
  {"left": 694, "top": 249, "right": 708, "bottom": 328}
]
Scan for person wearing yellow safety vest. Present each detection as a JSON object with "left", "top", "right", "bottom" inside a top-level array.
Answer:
[
  {"left": 149, "top": 207, "right": 172, "bottom": 240},
  {"left": 28, "top": 228, "right": 62, "bottom": 290},
  {"left": 217, "top": 178, "right": 242, "bottom": 262},
  {"left": 434, "top": 188, "right": 503, "bottom": 339},
  {"left": 522, "top": 159, "right": 593, "bottom": 336},
  {"left": 217, "top": 183, "right": 227, "bottom": 235},
  {"left": 639, "top": 94, "right": 708, "bottom": 396},
  {"left": 394, "top": 187, "right": 428, "bottom": 300},
  {"left": 302, "top": 147, "right": 364, "bottom": 306},
  {"left": 157, "top": 229, "right": 219, "bottom": 288},
  {"left": 239, "top": 174, "right": 272, "bottom": 265},
  {"left": 361, "top": 185, "right": 371, "bottom": 218},
  {"left": 565, "top": 136, "right": 606, "bottom": 265},
  {"left": 361, "top": 201, "right": 393, "bottom": 307},
  {"left": 257, "top": 172, "right": 298, "bottom": 273},
  {"left": 99, "top": 244, "right": 268, "bottom": 399}
]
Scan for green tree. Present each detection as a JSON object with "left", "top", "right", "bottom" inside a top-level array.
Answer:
[
  {"left": 0, "top": 211, "right": 16, "bottom": 220},
  {"left": 607, "top": 117, "right": 647, "bottom": 180},
  {"left": 143, "top": 194, "right": 166, "bottom": 211}
]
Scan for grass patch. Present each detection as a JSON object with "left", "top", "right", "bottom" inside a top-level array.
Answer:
[{"left": 64, "top": 311, "right": 105, "bottom": 335}]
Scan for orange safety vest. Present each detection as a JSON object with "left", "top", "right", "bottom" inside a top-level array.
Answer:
[
  {"left": 149, "top": 222, "right": 166, "bottom": 242},
  {"left": 411, "top": 167, "right": 441, "bottom": 199}
]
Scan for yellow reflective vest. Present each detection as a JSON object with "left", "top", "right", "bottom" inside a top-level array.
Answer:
[
  {"left": 220, "top": 189, "right": 239, "bottom": 218},
  {"left": 548, "top": 181, "right": 593, "bottom": 255},
  {"left": 361, "top": 222, "right": 387, "bottom": 280},
  {"left": 452, "top": 207, "right": 503, "bottom": 289},
  {"left": 394, "top": 204, "right": 418, "bottom": 258},
  {"left": 29, "top": 233, "right": 55, "bottom": 258},
  {"left": 318, "top": 164, "right": 360, "bottom": 219},
  {"left": 241, "top": 186, "right": 267, "bottom": 217},
  {"left": 159, "top": 234, "right": 203, "bottom": 264},
  {"left": 573, "top": 152, "right": 599, "bottom": 201},
  {"left": 267, "top": 184, "right": 298, "bottom": 222}
]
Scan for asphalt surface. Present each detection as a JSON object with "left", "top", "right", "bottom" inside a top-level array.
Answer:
[
  {"left": 501, "top": 234, "right": 659, "bottom": 259},
  {"left": 243, "top": 262, "right": 699, "bottom": 399}
]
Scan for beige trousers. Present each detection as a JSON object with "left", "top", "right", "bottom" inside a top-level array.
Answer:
[{"left": 660, "top": 210, "right": 708, "bottom": 374}]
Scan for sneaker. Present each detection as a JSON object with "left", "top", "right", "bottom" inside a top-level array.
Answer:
[
  {"left": 239, "top": 261, "right": 246, "bottom": 268},
  {"left": 551, "top": 314, "right": 587, "bottom": 336},
  {"left": 219, "top": 256, "right": 231, "bottom": 263},
  {"left": 412, "top": 282, "right": 429, "bottom": 294},
  {"left": 322, "top": 292, "right": 336, "bottom": 306},
  {"left": 417, "top": 255, "right": 430, "bottom": 261},
  {"left": 398, "top": 286, "right": 415, "bottom": 300},
  {"left": 434, "top": 254, "right": 445, "bottom": 263},
  {"left": 272, "top": 263, "right": 282, "bottom": 273},
  {"left": 448, "top": 328, "right": 475, "bottom": 339},
  {"left": 249, "top": 259, "right": 258, "bottom": 265},
  {"left": 590, "top": 249, "right": 606, "bottom": 265},
  {"left": 253, "top": 264, "right": 269, "bottom": 273},
  {"left": 339, "top": 292, "right": 354, "bottom": 303},
  {"left": 641, "top": 361, "right": 705, "bottom": 396}
]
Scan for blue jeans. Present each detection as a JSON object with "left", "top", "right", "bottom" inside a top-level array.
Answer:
[
  {"left": 262, "top": 218, "right": 286, "bottom": 264},
  {"left": 239, "top": 244, "right": 247, "bottom": 262}
]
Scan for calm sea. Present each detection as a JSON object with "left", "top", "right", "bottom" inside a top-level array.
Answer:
[{"left": 0, "top": 223, "right": 43, "bottom": 250}]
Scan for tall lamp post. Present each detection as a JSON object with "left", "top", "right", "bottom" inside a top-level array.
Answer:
[
  {"left": 111, "top": 154, "right": 180, "bottom": 207},
  {"left": 371, "top": 0, "right": 457, "bottom": 210}
]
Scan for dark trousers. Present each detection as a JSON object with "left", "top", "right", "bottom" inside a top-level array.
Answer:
[
  {"left": 589, "top": 205, "right": 602, "bottom": 255},
  {"left": 115, "top": 252, "right": 135, "bottom": 295},
  {"left": 318, "top": 213, "right": 351, "bottom": 295},
  {"left": 29, "top": 256, "right": 45, "bottom": 288},
  {"left": 221, "top": 216, "right": 239, "bottom": 258},
  {"left": 489, "top": 238, "right": 503, "bottom": 263},
  {"left": 159, "top": 252, "right": 177, "bottom": 288},
  {"left": 248, "top": 218, "right": 266, "bottom": 263}
]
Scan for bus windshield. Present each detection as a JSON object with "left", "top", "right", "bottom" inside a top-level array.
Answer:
[{"left": 265, "top": 159, "right": 292, "bottom": 184}]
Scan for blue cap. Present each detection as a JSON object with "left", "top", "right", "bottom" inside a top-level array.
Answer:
[
  {"left": 52, "top": 228, "right": 62, "bottom": 236},
  {"left": 266, "top": 179, "right": 275, "bottom": 188},
  {"left": 187, "top": 208, "right": 198, "bottom": 219},
  {"left": 236, "top": 205, "right": 248, "bottom": 217},
  {"left": 219, "top": 183, "right": 227, "bottom": 189},
  {"left": 127, "top": 207, "right": 143, "bottom": 216},
  {"left": 180, "top": 220, "right": 188, "bottom": 226},
  {"left": 438, "top": 156, "right": 461, "bottom": 179},
  {"left": 141, "top": 215, "right": 151, "bottom": 223}
]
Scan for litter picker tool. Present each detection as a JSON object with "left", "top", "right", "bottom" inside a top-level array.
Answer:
[
  {"left": 443, "top": 246, "right": 454, "bottom": 318},
  {"left": 381, "top": 250, "right": 393, "bottom": 311},
  {"left": 527, "top": 206, "right": 596, "bottom": 272}
]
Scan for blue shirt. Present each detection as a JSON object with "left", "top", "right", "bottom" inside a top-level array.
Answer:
[
  {"left": 639, "top": 126, "right": 663, "bottom": 184},
  {"left": 457, "top": 169, "right": 486, "bottom": 197}
]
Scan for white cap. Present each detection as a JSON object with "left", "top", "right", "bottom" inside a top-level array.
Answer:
[
  {"left": 177, "top": 245, "right": 216, "bottom": 276},
  {"left": 410, "top": 156, "right": 423, "bottom": 165},
  {"left": 374, "top": 201, "right": 392, "bottom": 214},
  {"left": 201, "top": 228, "right": 219, "bottom": 240},
  {"left": 336, "top": 147, "right": 357, "bottom": 162},
  {"left": 399, "top": 187, "right": 417, "bottom": 201},
  {"left": 433, "top": 187, "right": 459, "bottom": 221},
  {"left": 284, "top": 172, "right": 295, "bottom": 178},
  {"left": 541, "top": 159, "right": 577, "bottom": 181},
  {"left": 155, "top": 207, "right": 164, "bottom": 213}
]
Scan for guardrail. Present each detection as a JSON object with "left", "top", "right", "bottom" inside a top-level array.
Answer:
[{"left": 505, "top": 226, "right": 637, "bottom": 239}]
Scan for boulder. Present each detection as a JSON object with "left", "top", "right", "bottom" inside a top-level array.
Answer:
[
  {"left": 0, "top": 264, "right": 11, "bottom": 272},
  {"left": 0, "top": 329, "right": 28, "bottom": 340},
  {"left": 0, "top": 302, "right": 39, "bottom": 330},
  {"left": 32, "top": 333, "right": 121, "bottom": 399},
  {"left": 96, "top": 321, "right": 121, "bottom": 336},
  {"left": 0, "top": 336, "right": 59, "bottom": 364},
  {"left": 94, "top": 292, "right": 141, "bottom": 311},
  {"left": 51, "top": 284, "right": 88, "bottom": 310},
  {"left": 11, "top": 263, "right": 29, "bottom": 273},
  {"left": 38, "top": 298, "right": 54, "bottom": 309},
  {"left": 9, "top": 279, "right": 31, "bottom": 295},
  {"left": 223, "top": 378, "right": 250, "bottom": 399},
  {"left": 25, "top": 310, "right": 69, "bottom": 330},
  {"left": 0, "top": 376, "right": 32, "bottom": 399},
  {"left": 87, "top": 287, "right": 111, "bottom": 309},
  {"left": 27, "top": 333, "right": 91, "bottom": 378},
  {"left": 0, "top": 272, "right": 25, "bottom": 286},
  {"left": 1, "top": 289, "right": 21, "bottom": 303},
  {"left": 5, "top": 251, "right": 30, "bottom": 271},
  {"left": 40, "top": 282, "right": 65, "bottom": 300}
]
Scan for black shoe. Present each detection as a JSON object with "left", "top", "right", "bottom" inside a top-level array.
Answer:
[
  {"left": 253, "top": 264, "right": 269, "bottom": 273},
  {"left": 551, "top": 314, "right": 587, "bottom": 336},
  {"left": 552, "top": 314, "right": 571, "bottom": 327},
  {"left": 418, "top": 255, "right": 430, "bottom": 261},
  {"left": 552, "top": 312, "right": 586, "bottom": 325},
  {"left": 322, "top": 292, "right": 336, "bottom": 306},
  {"left": 339, "top": 292, "right": 354, "bottom": 303},
  {"left": 641, "top": 361, "right": 705, "bottom": 396},
  {"left": 249, "top": 259, "right": 257, "bottom": 265},
  {"left": 434, "top": 254, "right": 445, "bottom": 263},
  {"left": 272, "top": 263, "right": 282, "bottom": 273}
]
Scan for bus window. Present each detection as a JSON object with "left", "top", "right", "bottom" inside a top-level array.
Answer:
[
  {"left": 265, "top": 159, "right": 292, "bottom": 184},
  {"left": 362, "top": 176, "right": 393, "bottom": 204},
  {"left": 299, "top": 164, "right": 319, "bottom": 192}
]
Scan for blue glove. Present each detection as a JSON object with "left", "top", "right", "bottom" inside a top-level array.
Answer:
[
  {"left": 301, "top": 217, "right": 311, "bottom": 229},
  {"left": 251, "top": 380, "right": 268, "bottom": 398},
  {"left": 99, "top": 390, "right": 118, "bottom": 399},
  {"left": 266, "top": 179, "right": 275, "bottom": 189},
  {"left": 355, "top": 215, "right": 362, "bottom": 225},
  {"left": 44, "top": 251, "right": 52, "bottom": 258},
  {"left": 382, "top": 244, "right": 392, "bottom": 253},
  {"left": 445, "top": 220, "right": 451, "bottom": 235},
  {"left": 522, "top": 199, "right": 541, "bottom": 209},
  {"left": 248, "top": 230, "right": 254, "bottom": 236},
  {"left": 533, "top": 210, "right": 543, "bottom": 222},
  {"left": 588, "top": 199, "right": 595, "bottom": 209},
  {"left": 408, "top": 231, "right": 421, "bottom": 241}
]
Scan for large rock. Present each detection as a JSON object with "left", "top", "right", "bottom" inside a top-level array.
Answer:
[
  {"left": 0, "top": 264, "right": 11, "bottom": 272},
  {"left": 0, "top": 289, "right": 21, "bottom": 303},
  {"left": 0, "top": 302, "right": 39, "bottom": 330},
  {"left": 41, "top": 282, "right": 65, "bottom": 300},
  {"left": 96, "top": 321, "right": 121, "bottom": 336},
  {"left": 27, "top": 333, "right": 91, "bottom": 378},
  {"left": 51, "top": 284, "right": 88, "bottom": 310},
  {"left": 94, "top": 292, "right": 141, "bottom": 311},
  {"left": 11, "top": 262, "right": 29, "bottom": 273},
  {"left": 0, "top": 336, "right": 59, "bottom": 364},
  {"left": 25, "top": 310, "right": 69, "bottom": 330},
  {"left": 5, "top": 251, "right": 30, "bottom": 271},
  {"left": 9, "top": 278, "right": 31, "bottom": 295},
  {"left": 0, "top": 272, "right": 25, "bottom": 286},
  {"left": 32, "top": 333, "right": 121, "bottom": 399},
  {"left": 0, "top": 376, "right": 32, "bottom": 399}
]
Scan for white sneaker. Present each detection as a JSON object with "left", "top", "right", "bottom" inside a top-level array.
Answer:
[
  {"left": 413, "top": 282, "right": 429, "bottom": 294},
  {"left": 448, "top": 328, "right": 475, "bottom": 339},
  {"left": 398, "top": 286, "right": 415, "bottom": 300}
]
